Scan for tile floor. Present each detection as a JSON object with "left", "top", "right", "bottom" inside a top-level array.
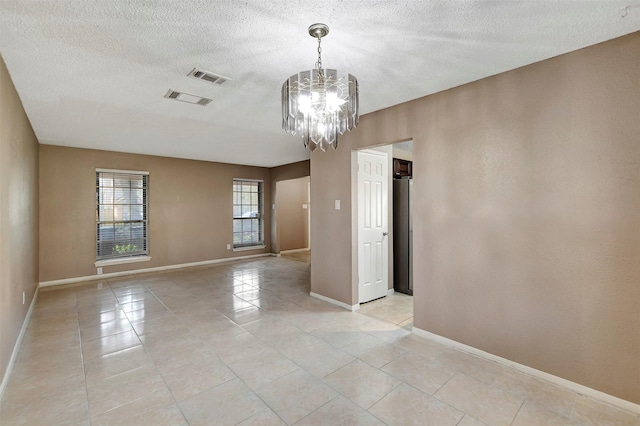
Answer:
[{"left": 1, "top": 256, "right": 638, "bottom": 425}]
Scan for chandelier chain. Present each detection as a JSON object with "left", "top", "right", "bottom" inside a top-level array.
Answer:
[{"left": 316, "top": 37, "right": 325, "bottom": 83}]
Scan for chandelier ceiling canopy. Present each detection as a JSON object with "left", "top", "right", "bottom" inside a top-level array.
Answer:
[{"left": 281, "top": 23, "right": 359, "bottom": 152}]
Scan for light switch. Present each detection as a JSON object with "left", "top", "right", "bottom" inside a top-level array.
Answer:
[
  {"left": 302, "top": 204, "right": 308, "bottom": 209},
  {"left": 335, "top": 200, "right": 341, "bottom": 210}
]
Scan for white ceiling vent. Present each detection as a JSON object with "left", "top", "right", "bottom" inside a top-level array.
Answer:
[
  {"left": 164, "top": 89, "right": 212, "bottom": 106},
  {"left": 187, "top": 68, "right": 230, "bottom": 85}
]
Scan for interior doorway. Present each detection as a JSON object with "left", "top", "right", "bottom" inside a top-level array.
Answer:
[
  {"left": 275, "top": 176, "right": 311, "bottom": 263},
  {"left": 354, "top": 141, "right": 414, "bottom": 327}
]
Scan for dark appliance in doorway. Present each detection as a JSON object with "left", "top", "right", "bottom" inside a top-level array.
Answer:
[{"left": 393, "top": 176, "right": 413, "bottom": 295}]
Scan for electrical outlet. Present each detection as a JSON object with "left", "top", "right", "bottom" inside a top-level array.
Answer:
[
  {"left": 97, "top": 267, "right": 103, "bottom": 275},
  {"left": 22, "top": 291, "right": 25, "bottom": 305},
  {"left": 227, "top": 244, "right": 231, "bottom": 250}
]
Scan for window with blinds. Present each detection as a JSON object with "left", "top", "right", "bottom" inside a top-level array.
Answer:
[
  {"left": 233, "top": 179, "right": 263, "bottom": 248},
  {"left": 96, "top": 170, "right": 149, "bottom": 260}
]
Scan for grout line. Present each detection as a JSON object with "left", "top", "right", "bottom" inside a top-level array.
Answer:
[{"left": 76, "top": 292, "right": 92, "bottom": 425}]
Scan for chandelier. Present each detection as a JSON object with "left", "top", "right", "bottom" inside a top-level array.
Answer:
[{"left": 282, "top": 23, "right": 359, "bottom": 152}]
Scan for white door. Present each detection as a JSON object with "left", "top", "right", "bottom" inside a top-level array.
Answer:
[{"left": 357, "top": 149, "right": 389, "bottom": 303}]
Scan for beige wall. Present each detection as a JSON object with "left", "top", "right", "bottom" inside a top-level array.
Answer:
[
  {"left": 311, "top": 32, "right": 640, "bottom": 403},
  {"left": 39, "top": 146, "right": 272, "bottom": 282},
  {"left": 269, "top": 160, "right": 310, "bottom": 253},
  {"left": 0, "top": 55, "right": 39, "bottom": 387},
  {"left": 276, "top": 177, "right": 310, "bottom": 252}
]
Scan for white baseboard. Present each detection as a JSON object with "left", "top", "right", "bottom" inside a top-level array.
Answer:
[
  {"left": 0, "top": 286, "right": 39, "bottom": 399},
  {"left": 279, "top": 248, "right": 310, "bottom": 254},
  {"left": 310, "top": 292, "right": 359, "bottom": 312},
  {"left": 412, "top": 327, "right": 640, "bottom": 415},
  {"left": 39, "top": 253, "right": 275, "bottom": 288},
  {"left": 387, "top": 288, "right": 395, "bottom": 296}
]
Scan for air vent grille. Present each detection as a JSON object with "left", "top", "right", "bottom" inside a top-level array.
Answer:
[
  {"left": 188, "top": 68, "right": 230, "bottom": 85},
  {"left": 164, "top": 89, "right": 212, "bottom": 106}
]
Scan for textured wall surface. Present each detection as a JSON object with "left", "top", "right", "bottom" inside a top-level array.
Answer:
[
  {"left": 0, "top": 55, "right": 39, "bottom": 387},
  {"left": 39, "top": 146, "right": 271, "bottom": 282},
  {"left": 311, "top": 32, "right": 640, "bottom": 403}
]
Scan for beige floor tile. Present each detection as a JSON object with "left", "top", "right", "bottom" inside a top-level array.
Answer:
[
  {"left": 7, "top": 359, "right": 85, "bottom": 391},
  {"left": 228, "top": 348, "right": 300, "bottom": 389},
  {"left": 179, "top": 378, "right": 267, "bottom": 426},
  {"left": 296, "top": 395, "right": 386, "bottom": 425},
  {"left": 161, "top": 355, "right": 237, "bottom": 401},
  {"left": 224, "top": 306, "right": 270, "bottom": 325},
  {"left": 1, "top": 367, "right": 84, "bottom": 405},
  {"left": 512, "top": 401, "right": 581, "bottom": 425},
  {"left": 456, "top": 414, "right": 490, "bottom": 426},
  {"left": 571, "top": 395, "right": 640, "bottom": 426},
  {"left": 79, "top": 318, "right": 134, "bottom": 341},
  {"left": 243, "top": 316, "right": 302, "bottom": 338},
  {"left": 147, "top": 339, "right": 216, "bottom": 372},
  {"left": 237, "top": 408, "right": 286, "bottom": 425},
  {"left": 111, "top": 284, "right": 148, "bottom": 297},
  {"left": 191, "top": 319, "right": 248, "bottom": 346},
  {"left": 81, "top": 329, "right": 142, "bottom": 360},
  {"left": 286, "top": 340, "right": 355, "bottom": 378},
  {"left": 1, "top": 401, "right": 89, "bottom": 426},
  {"left": 369, "top": 383, "right": 464, "bottom": 426},
  {"left": 312, "top": 324, "right": 368, "bottom": 348},
  {"left": 364, "top": 324, "right": 414, "bottom": 344},
  {"left": 256, "top": 369, "right": 338, "bottom": 424},
  {"left": 78, "top": 307, "right": 128, "bottom": 326},
  {"left": 382, "top": 352, "right": 456, "bottom": 395},
  {"left": 90, "top": 390, "right": 185, "bottom": 426},
  {"left": 86, "top": 364, "right": 168, "bottom": 416},
  {"left": 266, "top": 330, "right": 325, "bottom": 358},
  {"left": 84, "top": 345, "right": 155, "bottom": 385},
  {"left": 125, "top": 305, "right": 176, "bottom": 323},
  {"left": 208, "top": 333, "right": 269, "bottom": 363},
  {"left": 387, "top": 333, "right": 446, "bottom": 360},
  {"left": 434, "top": 374, "right": 524, "bottom": 426},
  {"left": 436, "top": 349, "right": 506, "bottom": 385},
  {"left": 493, "top": 368, "right": 576, "bottom": 417},
  {"left": 75, "top": 293, "right": 118, "bottom": 310},
  {"left": 133, "top": 315, "right": 189, "bottom": 338},
  {"left": 323, "top": 359, "right": 401, "bottom": 409},
  {"left": 116, "top": 290, "right": 160, "bottom": 305},
  {"left": 341, "top": 334, "right": 406, "bottom": 368},
  {"left": 365, "top": 305, "right": 413, "bottom": 325},
  {"left": 118, "top": 297, "right": 166, "bottom": 313},
  {"left": 0, "top": 377, "right": 87, "bottom": 422}
]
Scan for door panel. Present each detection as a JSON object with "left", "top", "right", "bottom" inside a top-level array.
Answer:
[{"left": 358, "top": 149, "right": 389, "bottom": 303}]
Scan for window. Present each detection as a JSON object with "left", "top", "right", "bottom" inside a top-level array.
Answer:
[
  {"left": 233, "top": 179, "right": 263, "bottom": 248},
  {"left": 96, "top": 169, "right": 149, "bottom": 260}
]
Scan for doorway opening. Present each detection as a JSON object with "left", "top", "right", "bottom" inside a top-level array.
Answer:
[
  {"left": 355, "top": 141, "right": 413, "bottom": 329},
  {"left": 275, "top": 176, "right": 311, "bottom": 264}
]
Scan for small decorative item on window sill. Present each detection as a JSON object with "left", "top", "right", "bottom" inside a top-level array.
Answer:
[{"left": 281, "top": 23, "right": 359, "bottom": 152}]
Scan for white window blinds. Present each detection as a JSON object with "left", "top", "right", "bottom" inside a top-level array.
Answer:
[{"left": 96, "top": 170, "right": 149, "bottom": 260}]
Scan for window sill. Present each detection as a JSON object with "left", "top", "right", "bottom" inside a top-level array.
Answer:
[
  {"left": 233, "top": 245, "right": 266, "bottom": 252},
  {"left": 95, "top": 256, "right": 152, "bottom": 267}
]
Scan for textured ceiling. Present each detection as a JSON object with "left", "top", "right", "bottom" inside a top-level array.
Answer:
[{"left": 1, "top": 1, "right": 639, "bottom": 167}]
